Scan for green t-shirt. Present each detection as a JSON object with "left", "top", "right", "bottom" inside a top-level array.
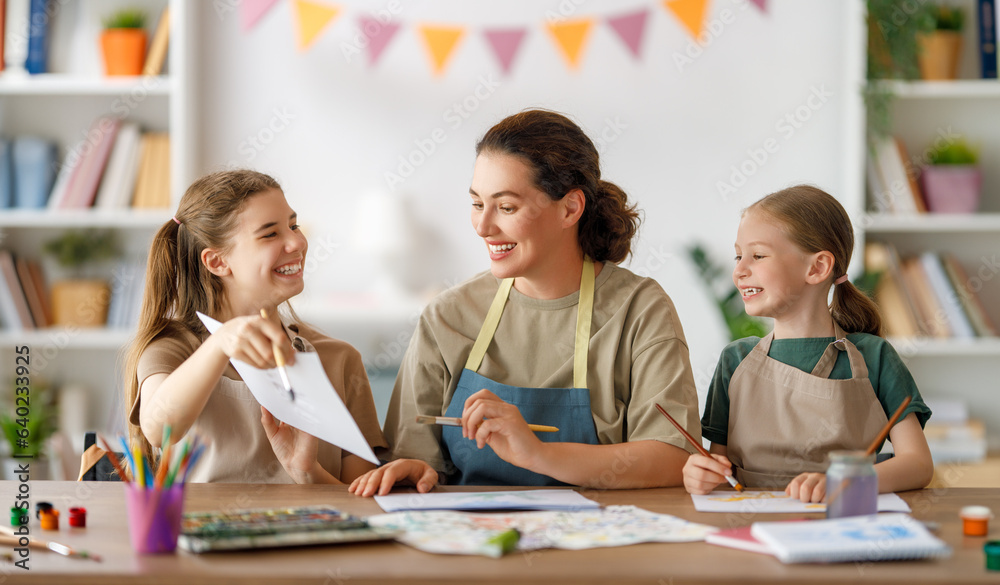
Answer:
[{"left": 701, "top": 333, "right": 931, "bottom": 447}]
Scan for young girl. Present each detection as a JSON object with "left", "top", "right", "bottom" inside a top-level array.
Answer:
[
  {"left": 123, "top": 169, "right": 386, "bottom": 483},
  {"left": 684, "top": 185, "right": 934, "bottom": 502}
]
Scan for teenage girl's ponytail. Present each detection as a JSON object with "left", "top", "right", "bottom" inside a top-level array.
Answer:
[{"left": 747, "top": 184, "right": 883, "bottom": 337}]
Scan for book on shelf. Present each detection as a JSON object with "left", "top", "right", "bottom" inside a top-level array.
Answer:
[
  {"left": 4, "top": 0, "right": 28, "bottom": 74},
  {"left": 12, "top": 136, "right": 56, "bottom": 208},
  {"left": 0, "top": 0, "right": 6, "bottom": 73},
  {"left": 94, "top": 122, "right": 142, "bottom": 210},
  {"left": 980, "top": 0, "right": 998, "bottom": 79},
  {"left": 868, "top": 136, "right": 925, "bottom": 214},
  {"left": 60, "top": 117, "right": 122, "bottom": 209},
  {"left": 106, "top": 258, "right": 146, "bottom": 329},
  {"left": 143, "top": 6, "right": 169, "bottom": 76},
  {"left": 0, "top": 138, "right": 10, "bottom": 208},
  {"left": 865, "top": 242, "right": 923, "bottom": 338},
  {"left": 900, "top": 256, "right": 952, "bottom": 338},
  {"left": 940, "top": 253, "right": 998, "bottom": 337},
  {"left": 918, "top": 399, "right": 988, "bottom": 463},
  {"left": 0, "top": 250, "right": 33, "bottom": 330},
  {"left": 14, "top": 255, "right": 46, "bottom": 328},
  {"left": 24, "top": 0, "right": 48, "bottom": 74},
  {"left": 132, "top": 132, "right": 170, "bottom": 209},
  {"left": 920, "top": 252, "right": 975, "bottom": 339}
]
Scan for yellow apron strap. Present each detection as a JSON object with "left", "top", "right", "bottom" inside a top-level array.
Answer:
[
  {"left": 465, "top": 277, "right": 515, "bottom": 371},
  {"left": 573, "top": 258, "right": 595, "bottom": 389}
]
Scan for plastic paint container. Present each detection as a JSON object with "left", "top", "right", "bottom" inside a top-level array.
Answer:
[
  {"left": 9, "top": 507, "right": 26, "bottom": 527},
  {"left": 68, "top": 507, "right": 87, "bottom": 528},
  {"left": 985, "top": 541, "right": 1000, "bottom": 571},
  {"left": 39, "top": 509, "right": 59, "bottom": 531},
  {"left": 960, "top": 505, "right": 993, "bottom": 537},
  {"left": 35, "top": 501, "right": 52, "bottom": 520}
]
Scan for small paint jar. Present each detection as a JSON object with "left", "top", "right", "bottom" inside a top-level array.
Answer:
[
  {"left": 35, "top": 501, "right": 52, "bottom": 520},
  {"left": 825, "top": 450, "right": 878, "bottom": 519},
  {"left": 39, "top": 509, "right": 59, "bottom": 531},
  {"left": 9, "top": 507, "right": 27, "bottom": 527},
  {"left": 68, "top": 507, "right": 87, "bottom": 528},
  {"left": 960, "top": 506, "right": 993, "bottom": 537},
  {"left": 986, "top": 541, "right": 1000, "bottom": 571}
]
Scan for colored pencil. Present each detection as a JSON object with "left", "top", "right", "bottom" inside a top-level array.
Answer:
[
  {"left": 155, "top": 425, "right": 172, "bottom": 488},
  {"left": 654, "top": 403, "right": 744, "bottom": 492},
  {"left": 96, "top": 434, "right": 131, "bottom": 483},
  {"left": 415, "top": 415, "right": 559, "bottom": 433},
  {"left": 133, "top": 446, "right": 145, "bottom": 490}
]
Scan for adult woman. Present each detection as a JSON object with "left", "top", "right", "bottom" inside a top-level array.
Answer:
[{"left": 350, "top": 110, "right": 700, "bottom": 495}]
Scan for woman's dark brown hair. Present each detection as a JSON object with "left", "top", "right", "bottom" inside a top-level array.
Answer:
[
  {"left": 475, "top": 109, "right": 640, "bottom": 263},
  {"left": 747, "top": 184, "right": 883, "bottom": 336}
]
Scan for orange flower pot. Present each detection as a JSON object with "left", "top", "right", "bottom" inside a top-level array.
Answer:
[
  {"left": 101, "top": 29, "right": 148, "bottom": 76},
  {"left": 916, "top": 31, "right": 962, "bottom": 81}
]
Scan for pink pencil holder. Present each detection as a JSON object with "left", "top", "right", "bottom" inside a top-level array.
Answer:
[{"left": 124, "top": 484, "right": 185, "bottom": 554}]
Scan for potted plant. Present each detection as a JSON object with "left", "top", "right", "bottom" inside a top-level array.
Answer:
[
  {"left": 43, "top": 230, "right": 120, "bottom": 327},
  {"left": 687, "top": 244, "right": 769, "bottom": 341},
  {"left": 0, "top": 380, "right": 57, "bottom": 480},
  {"left": 921, "top": 138, "right": 981, "bottom": 213},
  {"left": 915, "top": 3, "right": 965, "bottom": 80},
  {"left": 100, "top": 8, "right": 147, "bottom": 76},
  {"left": 865, "top": 0, "right": 923, "bottom": 146}
]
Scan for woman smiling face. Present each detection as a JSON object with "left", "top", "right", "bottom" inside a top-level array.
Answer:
[{"left": 469, "top": 152, "right": 583, "bottom": 297}]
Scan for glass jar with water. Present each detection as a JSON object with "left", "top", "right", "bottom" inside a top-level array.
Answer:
[{"left": 825, "top": 450, "right": 877, "bottom": 519}]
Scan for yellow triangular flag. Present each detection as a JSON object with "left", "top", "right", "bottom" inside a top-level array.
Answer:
[
  {"left": 663, "top": 0, "right": 709, "bottom": 39},
  {"left": 292, "top": 0, "right": 341, "bottom": 52},
  {"left": 546, "top": 18, "right": 594, "bottom": 69},
  {"left": 418, "top": 25, "right": 465, "bottom": 76}
]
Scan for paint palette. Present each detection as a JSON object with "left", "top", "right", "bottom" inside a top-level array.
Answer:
[{"left": 179, "top": 505, "right": 400, "bottom": 553}]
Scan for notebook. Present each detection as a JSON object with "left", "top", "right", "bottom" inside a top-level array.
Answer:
[
  {"left": 705, "top": 519, "right": 808, "bottom": 555},
  {"left": 750, "top": 513, "right": 951, "bottom": 564},
  {"left": 374, "top": 489, "right": 600, "bottom": 513},
  {"left": 178, "top": 505, "right": 400, "bottom": 553}
]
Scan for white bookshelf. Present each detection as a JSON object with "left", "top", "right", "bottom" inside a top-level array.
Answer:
[
  {"left": 860, "top": 0, "right": 1000, "bottom": 449},
  {"left": 0, "top": 0, "right": 196, "bottom": 457}
]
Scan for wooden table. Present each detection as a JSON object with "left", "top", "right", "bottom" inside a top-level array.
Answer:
[{"left": 1, "top": 481, "right": 998, "bottom": 584}]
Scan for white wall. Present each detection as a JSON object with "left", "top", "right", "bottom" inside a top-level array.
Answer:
[{"left": 194, "top": 0, "right": 861, "bottom": 404}]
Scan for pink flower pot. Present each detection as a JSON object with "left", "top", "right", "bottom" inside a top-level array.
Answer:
[{"left": 920, "top": 165, "right": 982, "bottom": 214}]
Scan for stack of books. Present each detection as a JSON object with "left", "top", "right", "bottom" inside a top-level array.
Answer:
[{"left": 865, "top": 242, "right": 997, "bottom": 340}]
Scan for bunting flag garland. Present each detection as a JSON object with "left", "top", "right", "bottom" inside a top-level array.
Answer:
[
  {"left": 606, "top": 9, "right": 649, "bottom": 59},
  {"left": 244, "top": 1, "right": 771, "bottom": 76},
  {"left": 662, "top": 0, "right": 709, "bottom": 39},
  {"left": 241, "top": 0, "right": 282, "bottom": 32},
  {"left": 483, "top": 28, "right": 528, "bottom": 75},
  {"left": 547, "top": 18, "right": 594, "bottom": 69},
  {"left": 418, "top": 25, "right": 465, "bottom": 75},
  {"left": 292, "top": 0, "right": 341, "bottom": 52},
  {"left": 358, "top": 17, "right": 401, "bottom": 66}
]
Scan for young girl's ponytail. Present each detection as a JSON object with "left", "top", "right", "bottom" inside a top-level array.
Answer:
[{"left": 747, "top": 184, "right": 883, "bottom": 337}]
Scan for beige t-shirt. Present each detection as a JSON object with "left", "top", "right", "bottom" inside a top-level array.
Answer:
[
  {"left": 383, "top": 263, "right": 701, "bottom": 474},
  {"left": 130, "top": 320, "right": 387, "bottom": 483}
]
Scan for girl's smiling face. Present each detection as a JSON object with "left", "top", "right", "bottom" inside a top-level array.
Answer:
[
  {"left": 469, "top": 153, "right": 577, "bottom": 287},
  {"left": 732, "top": 210, "right": 814, "bottom": 320},
  {"left": 210, "top": 188, "right": 307, "bottom": 314}
]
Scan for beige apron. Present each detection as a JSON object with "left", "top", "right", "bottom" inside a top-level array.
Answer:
[{"left": 727, "top": 323, "right": 889, "bottom": 489}]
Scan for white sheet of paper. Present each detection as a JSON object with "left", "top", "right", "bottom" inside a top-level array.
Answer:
[
  {"left": 691, "top": 490, "right": 911, "bottom": 514},
  {"left": 374, "top": 489, "right": 601, "bottom": 513},
  {"left": 197, "top": 312, "right": 378, "bottom": 465}
]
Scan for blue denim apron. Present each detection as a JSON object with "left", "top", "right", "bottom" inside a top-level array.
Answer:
[{"left": 441, "top": 259, "right": 600, "bottom": 486}]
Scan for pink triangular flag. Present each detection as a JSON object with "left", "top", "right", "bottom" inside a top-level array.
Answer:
[
  {"left": 606, "top": 9, "right": 649, "bottom": 59},
  {"left": 483, "top": 28, "right": 527, "bottom": 75},
  {"left": 749, "top": 0, "right": 767, "bottom": 12},
  {"left": 241, "top": 0, "right": 282, "bottom": 32},
  {"left": 358, "top": 17, "right": 401, "bottom": 66}
]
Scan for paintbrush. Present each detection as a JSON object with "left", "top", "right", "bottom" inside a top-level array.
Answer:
[
  {"left": 654, "top": 403, "right": 744, "bottom": 492},
  {"left": 0, "top": 527, "right": 102, "bottom": 562},
  {"left": 825, "top": 396, "right": 912, "bottom": 508},
  {"left": 260, "top": 308, "right": 295, "bottom": 401},
  {"left": 415, "top": 415, "right": 559, "bottom": 433}
]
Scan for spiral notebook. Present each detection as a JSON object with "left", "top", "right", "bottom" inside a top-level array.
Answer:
[{"left": 750, "top": 513, "right": 950, "bottom": 564}]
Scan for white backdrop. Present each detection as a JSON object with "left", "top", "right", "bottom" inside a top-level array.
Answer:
[{"left": 193, "top": 0, "right": 861, "bottom": 404}]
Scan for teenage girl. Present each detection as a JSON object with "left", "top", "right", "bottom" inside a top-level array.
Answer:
[
  {"left": 124, "top": 169, "right": 386, "bottom": 483},
  {"left": 684, "top": 185, "right": 933, "bottom": 502}
]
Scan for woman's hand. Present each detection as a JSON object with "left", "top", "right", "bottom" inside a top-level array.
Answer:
[
  {"left": 786, "top": 472, "right": 827, "bottom": 502},
  {"left": 212, "top": 313, "right": 295, "bottom": 369},
  {"left": 682, "top": 453, "right": 733, "bottom": 495},
  {"left": 348, "top": 459, "right": 439, "bottom": 497},
  {"left": 261, "top": 407, "right": 332, "bottom": 484},
  {"left": 461, "top": 389, "right": 544, "bottom": 470}
]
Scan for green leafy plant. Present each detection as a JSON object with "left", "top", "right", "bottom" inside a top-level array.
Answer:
[
  {"left": 865, "top": 0, "right": 924, "bottom": 148},
  {"left": 687, "top": 244, "right": 769, "bottom": 342},
  {"left": 43, "top": 230, "right": 120, "bottom": 272},
  {"left": 928, "top": 138, "right": 979, "bottom": 165},
  {"left": 1, "top": 382, "right": 57, "bottom": 458},
  {"left": 916, "top": 4, "right": 965, "bottom": 32},
  {"left": 102, "top": 8, "right": 146, "bottom": 30}
]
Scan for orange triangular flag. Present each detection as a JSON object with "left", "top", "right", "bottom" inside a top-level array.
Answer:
[
  {"left": 418, "top": 25, "right": 465, "bottom": 76},
  {"left": 546, "top": 18, "right": 594, "bottom": 69},
  {"left": 292, "top": 0, "right": 341, "bottom": 52},
  {"left": 662, "top": 0, "right": 709, "bottom": 39}
]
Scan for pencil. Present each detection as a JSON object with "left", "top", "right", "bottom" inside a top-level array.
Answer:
[
  {"left": 96, "top": 434, "right": 131, "bottom": 483},
  {"left": 415, "top": 415, "right": 559, "bottom": 433},
  {"left": 654, "top": 403, "right": 743, "bottom": 492},
  {"left": 260, "top": 308, "right": 295, "bottom": 401}
]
